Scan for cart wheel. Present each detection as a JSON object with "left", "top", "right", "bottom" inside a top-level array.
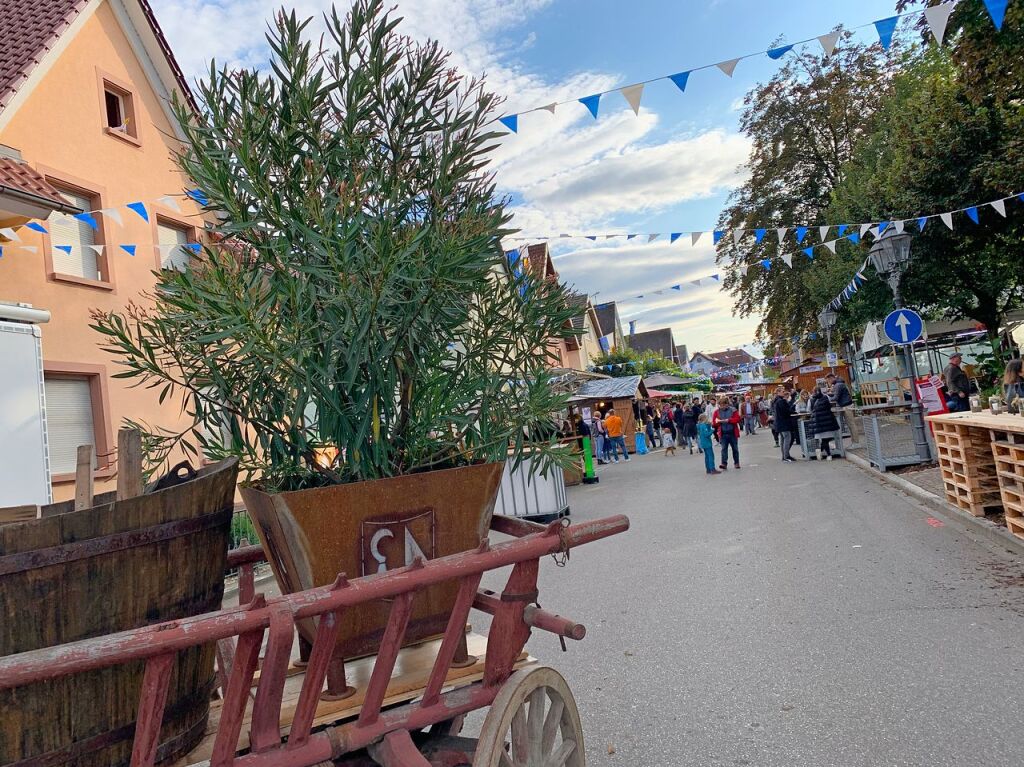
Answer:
[{"left": 474, "top": 666, "right": 584, "bottom": 767}]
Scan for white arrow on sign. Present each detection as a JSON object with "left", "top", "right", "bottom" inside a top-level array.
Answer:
[{"left": 894, "top": 311, "right": 911, "bottom": 343}]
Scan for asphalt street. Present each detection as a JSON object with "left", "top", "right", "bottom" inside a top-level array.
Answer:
[{"left": 472, "top": 429, "right": 1024, "bottom": 767}]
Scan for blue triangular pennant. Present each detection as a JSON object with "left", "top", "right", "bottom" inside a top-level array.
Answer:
[
  {"left": 27, "top": 222, "right": 47, "bottom": 233},
  {"left": 837, "top": 224, "right": 848, "bottom": 236},
  {"left": 713, "top": 230, "right": 725, "bottom": 244},
  {"left": 983, "top": 0, "right": 1008, "bottom": 30},
  {"left": 711, "top": 274, "right": 720, "bottom": 281},
  {"left": 670, "top": 232, "right": 682, "bottom": 243},
  {"left": 668, "top": 71, "right": 690, "bottom": 92},
  {"left": 767, "top": 44, "right": 794, "bottom": 60},
  {"left": 120, "top": 244, "right": 136, "bottom": 256},
  {"left": 795, "top": 226, "right": 808, "bottom": 243},
  {"left": 585, "top": 235, "right": 597, "bottom": 241},
  {"left": 760, "top": 259, "right": 772, "bottom": 270},
  {"left": 627, "top": 234, "right": 636, "bottom": 240},
  {"left": 55, "top": 245, "right": 72, "bottom": 254},
  {"left": 878, "top": 221, "right": 890, "bottom": 234},
  {"left": 672, "top": 284, "right": 682, "bottom": 290},
  {"left": 917, "top": 217, "right": 928, "bottom": 231},
  {"left": 186, "top": 188, "right": 209, "bottom": 205},
  {"left": 579, "top": 94, "right": 601, "bottom": 119},
  {"left": 803, "top": 247, "right": 814, "bottom": 259},
  {"left": 966, "top": 206, "right": 979, "bottom": 224},
  {"left": 847, "top": 232, "right": 860, "bottom": 244},
  {"left": 74, "top": 212, "right": 98, "bottom": 230},
  {"left": 126, "top": 202, "right": 149, "bottom": 222},
  {"left": 874, "top": 16, "right": 899, "bottom": 50},
  {"left": 186, "top": 242, "right": 201, "bottom": 254},
  {"left": 498, "top": 114, "right": 518, "bottom": 133},
  {"left": 754, "top": 228, "right": 766, "bottom": 243}
]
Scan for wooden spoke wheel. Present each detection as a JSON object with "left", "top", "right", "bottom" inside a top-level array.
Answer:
[{"left": 474, "top": 666, "right": 584, "bottom": 767}]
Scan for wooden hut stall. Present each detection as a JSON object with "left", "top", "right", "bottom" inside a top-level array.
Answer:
[
  {"left": 779, "top": 357, "right": 852, "bottom": 395},
  {"left": 570, "top": 375, "right": 649, "bottom": 452}
]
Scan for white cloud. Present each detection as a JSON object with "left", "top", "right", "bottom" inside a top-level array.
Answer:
[{"left": 151, "top": 0, "right": 759, "bottom": 350}]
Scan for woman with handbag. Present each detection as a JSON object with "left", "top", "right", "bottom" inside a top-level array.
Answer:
[{"left": 1004, "top": 359, "right": 1024, "bottom": 413}]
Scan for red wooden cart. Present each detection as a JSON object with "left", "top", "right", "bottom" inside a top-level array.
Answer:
[{"left": 0, "top": 514, "right": 628, "bottom": 767}]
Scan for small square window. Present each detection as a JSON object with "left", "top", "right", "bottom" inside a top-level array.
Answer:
[
  {"left": 157, "top": 220, "right": 194, "bottom": 271},
  {"left": 101, "top": 79, "right": 137, "bottom": 140}
]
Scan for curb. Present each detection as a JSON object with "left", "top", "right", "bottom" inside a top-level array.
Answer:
[{"left": 846, "top": 451, "right": 1024, "bottom": 558}]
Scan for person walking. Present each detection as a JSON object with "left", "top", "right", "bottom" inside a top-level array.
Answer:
[
  {"left": 1004, "top": 358, "right": 1024, "bottom": 413},
  {"left": 673, "top": 402, "right": 688, "bottom": 452},
  {"left": 644, "top": 414, "right": 657, "bottom": 449},
  {"left": 591, "top": 410, "right": 608, "bottom": 465},
  {"left": 662, "top": 423, "right": 677, "bottom": 456},
  {"left": 741, "top": 394, "right": 758, "bottom": 435},
  {"left": 680, "top": 399, "right": 699, "bottom": 454},
  {"left": 697, "top": 413, "right": 719, "bottom": 474},
  {"left": 661, "top": 405, "right": 676, "bottom": 442},
  {"left": 713, "top": 395, "right": 741, "bottom": 470},
  {"left": 809, "top": 386, "right": 840, "bottom": 460},
  {"left": 604, "top": 408, "right": 630, "bottom": 463},
  {"left": 772, "top": 386, "right": 796, "bottom": 462},
  {"left": 758, "top": 396, "right": 771, "bottom": 428},
  {"left": 943, "top": 352, "right": 972, "bottom": 412}
]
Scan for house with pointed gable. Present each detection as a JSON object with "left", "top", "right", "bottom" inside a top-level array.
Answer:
[{"left": 0, "top": 0, "right": 211, "bottom": 500}]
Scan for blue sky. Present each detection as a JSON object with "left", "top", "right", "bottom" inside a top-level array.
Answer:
[{"left": 154, "top": 0, "right": 906, "bottom": 354}]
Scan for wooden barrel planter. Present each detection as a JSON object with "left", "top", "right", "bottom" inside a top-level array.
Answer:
[
  {"left": 240, "top": 462, "right": 503, "bottom": 666},
  {"left": 0, "top": 457, "right": 238, "bottom": 767}
]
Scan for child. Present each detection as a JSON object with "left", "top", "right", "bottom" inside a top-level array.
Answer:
[
  {"left": 697, "top": 414, "right": 720, "bottom": 475},
  {"left": 662, "top": 425, "right": 676, "bottom": 456}
]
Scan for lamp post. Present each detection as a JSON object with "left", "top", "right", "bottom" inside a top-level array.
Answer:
[
  {"left": 868, "top": 228, "right": 931, "bottom": 461},
  {"left": 818, "top": 307, "right": 838, "bottom": 371}
]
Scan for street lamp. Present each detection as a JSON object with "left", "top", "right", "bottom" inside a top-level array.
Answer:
[
  {"left": 818, "top": 307, "right": 838, "bottom": 372},
  {"left": 867, "top": 227, "right": 931, "bottom": 460}
]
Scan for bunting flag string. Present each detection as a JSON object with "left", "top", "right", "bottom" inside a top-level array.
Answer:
[
  {"left": 494, "top": 2, "right": 986, "bottom": 134},
  {"left": 595, "top": 272, "right": 723, "bottom": 304},
  {"left": 522, "top": 190, "right": 1024, "bottom": 255},
  {"left": 0, "top": 189, "right": 208, "bottom": 240},
  {"left": 0, "top": 242, "right": 202, "bottom": 259}
]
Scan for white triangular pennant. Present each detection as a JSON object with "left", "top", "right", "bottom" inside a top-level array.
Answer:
[
  {"left": 925, "top": 2, "right": 955, "bottom": 45},
  {"left": 824, "top": 240, "right": 837, "bottom": 254},
  {"left": 0, "top": 227, "right": 20, "bottom": 242},
  {"left": 716, "top": 58, "right": 740, "bottom": 78},
  {"left": 690, "top": 279, "right": 702, "bottom": 286},
  {"left": 732, "top": 229, "right": 743, "bottom": 246},
  {"left": 540, "top": 103, "right": 557, "bottom": 114},
  {"left": 20, "top": 245, "right": 38, "bottom": 254},
  {"left": 867, "top": 226, "right": 880, "bottom": 240},
  {"left": 99, "top": 208, "right": 123, "bottom": 226},
  {"left": 860, "top": 223, "right": 872, "bottom": 237},
  {"left": 894, "top": 220, "right": 905, "bottom": 234},
  {"left": 817, "top": 30, "right": 841, "bottom": 56},
  {"left": 776, "top": 227, "right": 787, "bottom": 244},
  {"left": 647, "top": 233, "right": 659, "bottom": 243},
  {"left": 818, "top": 225, "right": 830, "bottom": 241},
  {"left": 87, "top": 245, "right": 105, "bottom": 256},
  {"left": 156, "top": 195, "right": 181, "bottom": 212},
  {"left": 620, "top": 84, "right": 644, "bottom": 115},
  {"left": 691, "top": 232, "right": 703, "bottom": 246},
  {"left": 604, "top": 234, "right": 616, "bottom": 240},
  {"left": 781, "top": 254, "right": 793, "bottom": 267},
  {"left": 941, "top": 212, "right": 954, "bottom": 229},
  {"left": 991, "top": 199, "right": 1007, "bottom": 217}
]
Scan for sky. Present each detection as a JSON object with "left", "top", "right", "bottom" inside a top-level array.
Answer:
[{"left": 152, "top": 0, "right": 905, "bottom": 355}]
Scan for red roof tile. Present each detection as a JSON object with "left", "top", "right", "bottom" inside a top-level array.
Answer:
[
  {"left": 0, "top": 0, "right": 197, "bottom": 115},
  {"left": 0, "top": 157, "right": 72, "bottom": 210}
]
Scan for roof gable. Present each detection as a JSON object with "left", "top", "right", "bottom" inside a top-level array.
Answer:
[{"left": 0, "top": 0, "right": 196, "bottom": 132}]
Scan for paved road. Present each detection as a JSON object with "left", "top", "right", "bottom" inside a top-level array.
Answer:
[{"left": 473, "top": 430, "right": 1024, "bottom": 766}]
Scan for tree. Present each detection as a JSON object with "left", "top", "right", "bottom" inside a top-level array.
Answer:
[
  {"left": 91, "top": 1, "right": 579, "bottom": 490},
  {"left": 715, "top": 35, "right": 902, "bottom": 344},
  {"left": 823, "top": 45, "right": 1024, "bottom": 348}
]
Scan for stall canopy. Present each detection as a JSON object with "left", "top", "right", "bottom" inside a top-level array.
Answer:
[
  {"left": 569, "top": 375, "right": 647, "bottom": 403},
  {"left": 642, "top": 373, "right": 691, "bottom": 389},
  {"left": 645, "top": 388, "right": 673, "bottom": 399}
]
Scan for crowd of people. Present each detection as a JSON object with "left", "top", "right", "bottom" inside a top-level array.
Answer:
[{"left": 579, "top": 373, "right": 854, "bottom": 476}]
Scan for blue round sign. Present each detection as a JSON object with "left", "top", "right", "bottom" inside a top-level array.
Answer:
[{"left": 883, "top": 308, "right": 924, "bottom": 345}]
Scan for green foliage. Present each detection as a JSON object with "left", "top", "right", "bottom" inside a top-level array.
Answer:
[
  {"left": 91, "top": 1, "right": 578, "bottom": 490},
  {"left": 590, "top": 348, "right": 712, "bottom": 391},
  {"left": 715, "top": 34, "right": 903, "bottom": 344}
]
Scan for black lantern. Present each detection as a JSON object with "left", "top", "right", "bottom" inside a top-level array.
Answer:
[{"left": 868, "top": 228, "right": 913, "bottom": 305}]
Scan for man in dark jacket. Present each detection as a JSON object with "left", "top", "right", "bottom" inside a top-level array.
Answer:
[
  {"left": 943, "top": 352, "right": 971, "bottom": 412},
  {"left": 673, "top": 403, "right": 689, "bottom": 451},
  {"left": 826, "top": 373, "right": 858, "bottom": 443},
  {"left": 772, "top": 387, "right": 796, "bottom": 462}
]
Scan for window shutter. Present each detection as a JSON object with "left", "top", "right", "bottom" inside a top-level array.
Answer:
[
  {"left": 48, "top": 190, "right": 98, "bottom": 279},
  {"left": 44, "top": 377, "right": 97, "bottom": 474},
  {"left": 158, "top": 222, "right": 190, "bottom": 271}
]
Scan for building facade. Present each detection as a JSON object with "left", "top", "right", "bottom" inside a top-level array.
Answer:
[{"left": 0, "top": 0, "right": 207, "bottom": 501}]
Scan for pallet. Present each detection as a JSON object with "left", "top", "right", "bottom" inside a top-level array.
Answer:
[
  {"left": 177, "top": 632, "right": 531, "bottom": 766},
  {"left": 932, "top": 420, "right": 1001, "bottom": 517},
  {"left": 990, "top": 431, "right": 1024, "bottom": 541}
]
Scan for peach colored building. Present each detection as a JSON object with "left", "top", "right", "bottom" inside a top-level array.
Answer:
[{"left": 0, "top": 0, "right": 208, "bottom": 501}]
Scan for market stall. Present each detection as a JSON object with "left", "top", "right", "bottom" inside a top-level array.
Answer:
[{"left": 569, "top": 375, "right": 649, "bottom": 452}]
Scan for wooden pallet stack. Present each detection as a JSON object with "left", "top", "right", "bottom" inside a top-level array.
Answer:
[
  {"left": 931, "top": 419, "right": 1002, "bottom": 517},
  {"left": 990, "top": 428, "right": 1024, "bottom": 540}
]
